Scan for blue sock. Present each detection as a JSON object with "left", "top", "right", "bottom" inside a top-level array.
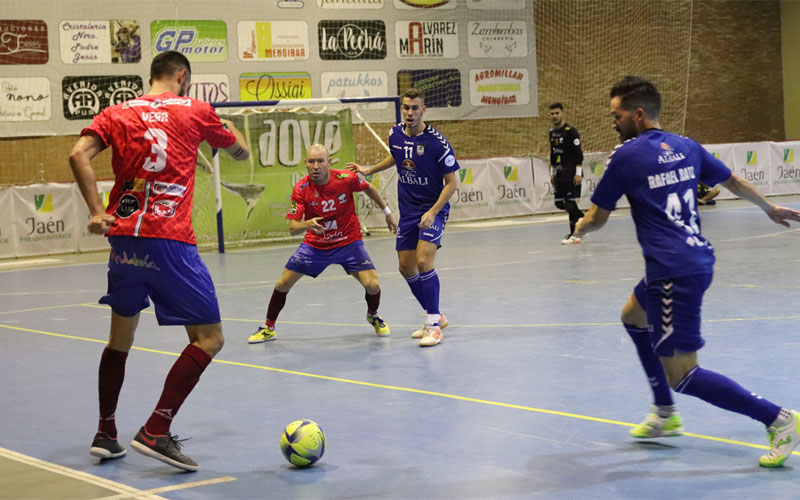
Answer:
[
  {"left": 404, "top": 274, "right": 427, "bottom": 310},
  {"left": 624, "top": 324, "right": 674, "bottom": 407},
  {"left": 420, "top": 269, "right": 440, "bottom": 316},
  {"left": 676, "top": 366, "right": 782, "bottom": 425}
]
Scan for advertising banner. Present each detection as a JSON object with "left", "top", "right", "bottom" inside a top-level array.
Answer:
[
  {"left": 733, "top": 142, "right": 770, "bottom": 192},
  {"left": 196, "top": 109, "right": 355, "bottom": 246},
  {"left": 0, "top": 188, "right": 15, "bottom": 258},
  {"left": 0, "top": 19, "right": 48, "bottom": 64},
  {"left": 769, "top": 141, "right": 800, "bottom": 196},
  {"left": 487, "top": 157, "right": 536, "bottom": 217},
  {"left": 74, "top": 181, "right": 113, "bottom": 252},
  {"left": 703, "top": 143, "right": 736, "bottom": 200},
  {"left": 448, "top": 160, "right": 493, "bottom": 222},
  {"left": 12, "top": 183, "right": 77, "bottom": 257}
]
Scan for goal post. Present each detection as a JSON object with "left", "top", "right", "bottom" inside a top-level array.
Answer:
[{"left": 197, "top": 96, "right": 401, "bottom": 253}]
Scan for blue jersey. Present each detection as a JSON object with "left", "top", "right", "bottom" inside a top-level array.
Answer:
[
  {"left": 591, "top": 129, "right": 732, "bottom": 280},
  {"left": 388, "top": 123, "right": 460, "bottom": 218}
]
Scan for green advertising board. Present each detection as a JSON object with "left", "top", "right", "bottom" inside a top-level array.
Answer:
[{"left": 194, "top": 109, "right": 355, "bottom": 247}]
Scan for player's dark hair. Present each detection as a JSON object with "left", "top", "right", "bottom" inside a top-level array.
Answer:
[
  {"left": 402, "top": 88, "right": 425, "bottom": 105},
  {"left": 548, "top": 102, "right": 563, "bottom": 111},
  {"left": 150, "top": 51, "right": 191, "bottom": 81},
  {"left": 610, "top": 76, "right": 661, "bottom": 119}
]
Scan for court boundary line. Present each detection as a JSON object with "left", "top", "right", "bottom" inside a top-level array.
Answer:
[
  {"left": 2, "top": 321, "right": 795, "bottom": 456},
  {"left": 96, "top": 476, "right": 237, "bottom": 500},
  {"left": 0, "top": 446, "right": 166, "bottom": 500}
]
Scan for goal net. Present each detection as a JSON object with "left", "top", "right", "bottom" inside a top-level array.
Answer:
[{"left": 193, "top": 97, "right": 400, "bottom": 251}]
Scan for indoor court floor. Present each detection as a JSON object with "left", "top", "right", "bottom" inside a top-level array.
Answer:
[{"left": 3, "top": 196, "right": 800, "bottom": 499}]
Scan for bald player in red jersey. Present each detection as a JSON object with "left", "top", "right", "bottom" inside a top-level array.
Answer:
[
  {"left": 70, "top": 50, "right": 249, "bottom": 472},
  {"left": 247, "top": 143, "right": 398, "bottom": 344}
]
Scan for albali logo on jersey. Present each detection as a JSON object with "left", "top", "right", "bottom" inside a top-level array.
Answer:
[
  {"left": 469, "top": 68, "right": 529, "bottom": 106},
  {"left": 454, "top": 168, "right": 488, "bottom": 208},
  {"left": 467, "top": 21, "right": 527, "bottom": 59},
  {"left": 395, "top": 21, "right": 458, "bottom": 59},
  {"left": 151, "top": 20, "right": 228, "bottom": 62},
  {"left": 0, "top": 20, "right": 48, "bottom": 64},
  {"left": 318, "top": 20, "right": 386, "bottom": 60},
  {"left": 62, "top": 75, "right": 143, "bottom": 120}
]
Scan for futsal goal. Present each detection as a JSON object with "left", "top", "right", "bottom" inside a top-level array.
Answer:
[{"left": 193, "top": 97, "right": 401, "bottom": 252}]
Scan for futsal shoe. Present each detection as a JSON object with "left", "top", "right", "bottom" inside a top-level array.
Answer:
[
  {"left": 89, "top": 431, "right": 126, "bottom": 459},
  {"left": 248, "top": 325, "right": 276, "bottom": 344},
  {"left": 367, "top": 313, "right": 390, "bottom": 336},
  {"left": 629, "top": 407, "right": 684, "bottom": 438},
  {"left": 411, "top": 314, "right": 449, "bottom": 338},
  {"left": 560, "top": 234, "right": 582, "bottom": 245},
  {"left": 131, "top": 426, "right": 198, "bottom": 472},
  {"left": 419, "top": 325, "right": 443, "bottom": 347},
  {"left": 759, "top": 409, "right": 800, "bottom": 467}
]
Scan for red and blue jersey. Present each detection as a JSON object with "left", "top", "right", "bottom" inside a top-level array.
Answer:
[
  {"left": 81, "top": 92, "right": 236, "bottom": 245},
  {"left": 591, "top": 129, "right": 732, "bottom": 280},
  {"left": 288, "top": 169, "right": 370, "bottom": 250}
]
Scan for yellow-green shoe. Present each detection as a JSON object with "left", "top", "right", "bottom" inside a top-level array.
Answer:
[
  {"left": 366, "top": 314, "right": 390, "bottom": 337},
  {"left": 629, "top": 408, "right": 683, "bottom": 438},
  {"left": 760, "top": 409, "right": 800, "bottom": 468},
  {"left": 248, "top": 325, "right": 276, "bottom": 344}
]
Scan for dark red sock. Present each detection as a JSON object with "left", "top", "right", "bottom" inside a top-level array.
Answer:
[
  {"left": 365, "top": 290, "right": 381, "bottom": 315},
  {"left": 266, "top": 289, "right": 288, "bottom": 328},
  {"left": 98, "top": 347, "right": 128, "bottom": 437},
  {"left": 145, "top": 344, "right": 211, "bottom": 436}
]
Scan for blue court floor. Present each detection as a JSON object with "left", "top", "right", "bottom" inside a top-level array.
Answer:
[{"left": 2, "top": 196, "right": 800, "bottom": 499}]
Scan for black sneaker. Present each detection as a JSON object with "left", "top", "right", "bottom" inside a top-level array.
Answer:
[
  {"left": 130, "top": 426, "right": 198, "bottom": 472},
  {"left": 89, "top": 431, "right": 126, "bottom": 459}
]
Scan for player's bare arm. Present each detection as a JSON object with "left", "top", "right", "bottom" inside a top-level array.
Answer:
[
  {"left": 573, "top": 203, "right": 610, "bottom": 237},
  {"left": 69, "top": 133, "right": 116, "bottom": 234},
  {"left": 364, "top": 183, "right": 397, "bottom": 233},
  {"left": 290, "top": 217, "right": 325, "bottom": 236},
  {"left": 346, "top": 154, "right": 395, "bottom": 176},
  {"left": 220, "top": 119, "right": 250, "bottom": 161},
  {"left": 720, "top": 172, "right": 800, "bottom": 227},
  {"left": 419, "top": 171, "right": 457, "bottom": 229}
]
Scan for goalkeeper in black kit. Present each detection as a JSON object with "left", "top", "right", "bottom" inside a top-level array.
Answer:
[{"left": 548, "top": 102, "right": 585, "bottom": 244}]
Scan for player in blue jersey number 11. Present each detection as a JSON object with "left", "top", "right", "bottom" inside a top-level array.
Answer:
[{"left": 348, "top": 88, "right": 459, "bottom": 347}]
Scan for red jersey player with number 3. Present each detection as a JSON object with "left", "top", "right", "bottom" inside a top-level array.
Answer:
[{"left": 70, "top": 51, "right": 250, "bottom": 472}]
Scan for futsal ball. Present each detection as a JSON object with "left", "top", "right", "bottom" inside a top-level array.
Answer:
[{"left": 280, "top": 420, "right": 326, "bottom": 467}]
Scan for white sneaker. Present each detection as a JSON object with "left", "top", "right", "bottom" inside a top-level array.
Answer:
[
  {"left": 419, "top": 325, "right": 443, "bottom": 347},
  {"left": 629, "top": 407, "right": 683, "bottom": 438},
  {"left": 411, "top": 314, "right": 449, "bottom": 338},
  {"left": 560, "top": 235, "right": 581, "bottom": 245},
  {"left": 760, "top": 409, "right": 800, "bottom": 467}
]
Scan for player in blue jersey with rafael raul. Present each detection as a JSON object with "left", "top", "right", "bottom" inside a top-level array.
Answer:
[
  {"left": 574, "top": 76, "right": 800, "bottom": 467},
  {"left": 348, "top": 88, "right": 459, "bottom": 347}
]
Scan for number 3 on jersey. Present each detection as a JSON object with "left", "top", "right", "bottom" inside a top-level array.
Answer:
[
  {"left": 142, "top": 128, "right": 168, "bottom": 172},
  {"left": 665, "top": 188, "right": 706, "bottom": 247}
]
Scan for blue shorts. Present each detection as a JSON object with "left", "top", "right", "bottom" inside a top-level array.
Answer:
[
  {"left": 633, "top": 273, "right": 713, "bottom": 356},
  {"left": 99, "top": 236, "right": 220, "bottom": 325},
  {"left": 285, "top": 240, "right": 375, "bottom": 278},
  {"left": 395, "top": 212, "right": 448, "bottom": 251}
]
